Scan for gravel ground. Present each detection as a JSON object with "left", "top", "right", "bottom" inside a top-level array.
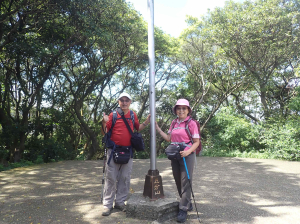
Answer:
[{"left": 1, "top": 157, "right": 300, "bottom": 224}]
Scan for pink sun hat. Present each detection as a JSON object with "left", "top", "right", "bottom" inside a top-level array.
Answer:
[{"left": 172, "top": 99, "right": 192, "bottom": 115}]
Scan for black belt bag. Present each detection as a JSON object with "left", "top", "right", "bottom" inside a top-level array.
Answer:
[
  {"left": 165, "top": 144, "right": 183, "bottom": 160},
  {"left": 113, "top": 146, "right": 131, "bottom": 164}
]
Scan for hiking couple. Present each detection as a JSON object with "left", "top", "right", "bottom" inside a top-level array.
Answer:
[{"left": 101, "top": 93, "right": 200, "bottom": 223}]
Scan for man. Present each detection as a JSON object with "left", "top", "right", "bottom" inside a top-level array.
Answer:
[{"left": 101, "top": 93, "right": 150, "bottom": 216}]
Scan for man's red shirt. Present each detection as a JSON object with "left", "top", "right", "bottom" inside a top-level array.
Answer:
[{"left": 106, "top": 110, "right": 139, "bottom": 146}]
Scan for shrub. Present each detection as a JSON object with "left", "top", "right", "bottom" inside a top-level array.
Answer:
[
  {"left": 34, "top": 155, "right": 44, "bottom": 164},
  {"left": 0, "top": 164, "right": 4, "bottom": 171},
  {"left": 206, "top": 107, "right": 263, "bottom": 153},
  {"left": 260, "top": 118, "right": 300, "bottom": 161},
  {"left": 134, "top": 150, "right": 150, "bottom": 159}
]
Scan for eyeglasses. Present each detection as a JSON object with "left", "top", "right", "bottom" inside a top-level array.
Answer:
[
  {"left": 176, "top": 107, "right": 188, "bottom": 111},
  {"left": 119, "top": 99, "right": 130, "bottom": 103}
]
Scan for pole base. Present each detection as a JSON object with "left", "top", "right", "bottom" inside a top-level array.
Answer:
[
  {"left": 127, "top": 191, "right": 178, "bottom": 222},
  {"left": 143, "top": 169, "right": 164, "bottom": 200}
]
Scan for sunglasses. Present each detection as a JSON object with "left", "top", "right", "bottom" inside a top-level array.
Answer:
[
  {"left": 119, "top": 99, "right": 130, "bottom": 103},
  {"left": 176, "top": 107, "right": 188, "bottom": 111}
]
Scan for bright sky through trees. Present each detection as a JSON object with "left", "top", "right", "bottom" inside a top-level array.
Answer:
[{"left": 125, "top": 0, "right": 245, "bottom": 37}]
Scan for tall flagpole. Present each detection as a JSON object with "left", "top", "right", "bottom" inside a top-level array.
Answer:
[
  {"left": 143, "top": 0, "right": 164, "bottom": 200},
  {"left": 148, "top": 0, "right": 156, "bottom": 171}
]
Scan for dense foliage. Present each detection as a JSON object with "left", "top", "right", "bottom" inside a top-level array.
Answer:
[
  {"left": 171, "top": 0, "right": 300, "bottom": 161},
  {"left": 0, "top": 0, "right": 299, "bottom": 170}
]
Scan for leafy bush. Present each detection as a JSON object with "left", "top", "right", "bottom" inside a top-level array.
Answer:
[
  {"left": 0, "top": 164, "right": 5, "bottom": 171},
  {"left": 289, "top": 87, "right": 300, "bottom": 112},
  {"left": 259, "top": 118, "right": 300, "bottom": 161},
  {"left": 134, "top": 150, "right": 150, "bottom": 159},
  {"left": 203, "top": 107, "right": 300, "bottom": 161},
  {"left": 206, "top": 107, "right": 263, "bottom": 153},
  {"left": 25, "top": 137, "right": 78, "bottom": 163},
  {"left": 34, "top": 155, "right": 44, "bottom": 164}
]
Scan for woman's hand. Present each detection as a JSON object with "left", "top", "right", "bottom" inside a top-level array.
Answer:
[
  {"left": 180, "top": 150, "right": 191, "bottom": 158},
  {"left": 155, "top": 121, "right": 160, "bottom": 131}
]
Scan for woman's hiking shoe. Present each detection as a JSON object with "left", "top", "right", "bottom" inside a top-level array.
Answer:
[
  {"left": 114, "top": 204, "right": 126, "bottom": 212},
  {"left": 102, "top": 207, "right": 113, "bottom": 216},
  {"left": 177, "top": 209, "right": 187, "bottom": 223}
]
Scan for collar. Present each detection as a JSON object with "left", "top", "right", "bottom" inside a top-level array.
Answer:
[{"left": 176, "top": 115, "right": 191, "bottom": 123}]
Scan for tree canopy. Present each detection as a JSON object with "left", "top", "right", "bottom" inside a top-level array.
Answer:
[{"left": 0, "top": 0, "right": 299, "bottom": 167}]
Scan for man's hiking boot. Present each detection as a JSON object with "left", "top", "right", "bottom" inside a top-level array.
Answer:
[
  {"left": 177, "top": 209, "right": 187, "bottom": 223},
  {"left": 114, "top": 204, "right": 126, "bottom": 212},
  {"left": 102, "top": 207, "right": 113, "bottom": 216}
]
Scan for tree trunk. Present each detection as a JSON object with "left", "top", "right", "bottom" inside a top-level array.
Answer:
[
  {"left": 259, "top": 83, "right": 270, "bottom": 119},
  {"left": 74, "top": 102, "right": 101, "bottom": 160}
]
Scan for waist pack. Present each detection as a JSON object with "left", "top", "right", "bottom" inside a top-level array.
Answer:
[
  {"left": 165, "top": 144, "right": 183, "bottom": 160},
  {"left": 113, "top": 146, "right": 131, "bottom": 164}
]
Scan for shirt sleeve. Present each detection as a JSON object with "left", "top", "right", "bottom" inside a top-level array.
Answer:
[
  {"left": 189, "top": 120, "right": 200, "bottom": 138},
  {"left": 168, "top": 125, "right": 172, "bottom": 134}
]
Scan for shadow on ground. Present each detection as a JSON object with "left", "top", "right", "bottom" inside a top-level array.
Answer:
[{"left": 0, "top": 157, "right": 300, "bottom": 224}]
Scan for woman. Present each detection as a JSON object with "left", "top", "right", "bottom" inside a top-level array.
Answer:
[{"left": 156, "top": 99, "right": 200, "bottom": 223}]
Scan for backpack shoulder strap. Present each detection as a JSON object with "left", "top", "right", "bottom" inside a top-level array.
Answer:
[
  {"left": 130, "top": 110, "right": 135, "bottom": 126},
  {"left": 185, "top": 117, "right": 193, "bottom": 143},
  {"left": 171, "top": 119, "right": 177, "bottom": 131},
  {"left": 110, "top": 110, "right": 118, "bottom": 131}
]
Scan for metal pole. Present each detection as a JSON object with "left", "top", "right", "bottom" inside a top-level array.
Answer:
[
  {"left": 148, "top": 0, "right": 156, "bottom": 171},
  {"left": 143, "top": 0, "right": 164, "bottom": 200}
]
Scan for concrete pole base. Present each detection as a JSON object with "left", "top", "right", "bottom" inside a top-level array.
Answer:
[{"left": 126, "top": 191, "right": 179, "bottom": 222}]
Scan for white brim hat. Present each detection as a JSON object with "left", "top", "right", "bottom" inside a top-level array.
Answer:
[{"left": 118, "top": 93, "right": 132, "bottom": 101}]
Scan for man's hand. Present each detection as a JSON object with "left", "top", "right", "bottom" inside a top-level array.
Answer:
[
  {"left": 101, "top": 112, "right": 109, "bottom": 134},
  {"left": 103, "top": 112, "right": 109, "bottom": 123}
]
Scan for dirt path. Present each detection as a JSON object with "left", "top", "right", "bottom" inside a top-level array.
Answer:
[{"left": 1, "top": 157, "right": 300, "bottom": 224}]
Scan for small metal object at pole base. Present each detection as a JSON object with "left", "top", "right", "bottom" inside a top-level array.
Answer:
[
  {"left": 143, "top": 169, "right": 164, "bottom": 200},
  {"left": 143, "top": 0, "right": 164, "bottom": 200}
]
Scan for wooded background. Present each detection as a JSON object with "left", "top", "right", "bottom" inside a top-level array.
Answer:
[{"left": 0, "top": 0, "right": 299, "bottom": 168}]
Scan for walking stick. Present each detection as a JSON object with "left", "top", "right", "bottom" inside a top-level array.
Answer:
[
  {"left": 183, "top": 157, "right": 201, "bottom": 223},
  {"left": 100, "top": 122, "right": 108, "bottom": 204},
  {"left": 100, "top": 148, "right": 107, "bottom": 204}
]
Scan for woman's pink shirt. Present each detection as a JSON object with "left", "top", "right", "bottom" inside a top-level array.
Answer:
[{"left": 168, "top": 116, "right": 200, "bottom": 151}]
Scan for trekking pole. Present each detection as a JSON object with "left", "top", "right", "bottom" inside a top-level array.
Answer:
[
  {"left": 183, "top": 157, "right": 201, "bottom": 223},
  {"left": 100, "top": 148, "right": 107, "bottom": 204},
  {"left": 100, "top": 122, "right": 108, "bottom": 204}
]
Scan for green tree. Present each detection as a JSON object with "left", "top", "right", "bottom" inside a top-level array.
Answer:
[
  {"left": 0, "top": 0, "right": 85, "bottom": 162},
  {"left": 0, "top": 0, "right": 143, "bottom": 162},
  {"left": 205, "top": 0, "right": 300, "bottom": 119}
]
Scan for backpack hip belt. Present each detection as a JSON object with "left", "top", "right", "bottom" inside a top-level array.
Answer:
[{"left": 171, "top": 142, "right": 191, "bottom": 148}]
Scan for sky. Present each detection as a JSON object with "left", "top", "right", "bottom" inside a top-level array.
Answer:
[{"left": 125, "top": 0, "right": 245, "bottom": 37}]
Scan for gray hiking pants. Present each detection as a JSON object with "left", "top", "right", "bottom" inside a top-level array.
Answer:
[
  {"left": 103, "top": 148, "right": 133, "bottom": 209},
  {"left": 171, "top": 153, "right": 195, "bottom": 211}
]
